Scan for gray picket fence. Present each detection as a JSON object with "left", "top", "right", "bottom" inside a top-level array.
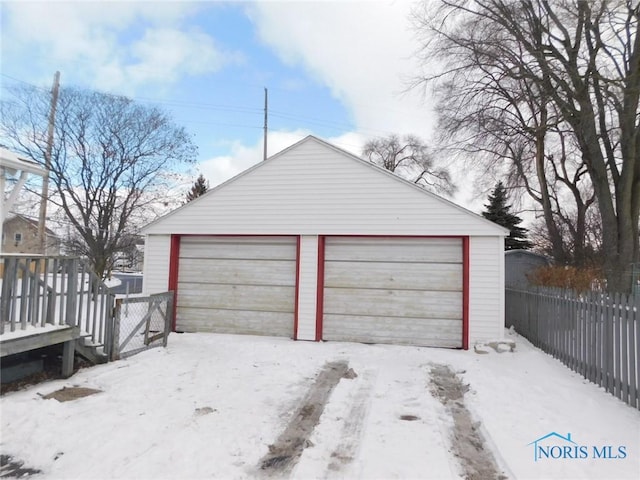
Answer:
[{"left": 506, "top": 287, "right": 639, "bottom": 409}]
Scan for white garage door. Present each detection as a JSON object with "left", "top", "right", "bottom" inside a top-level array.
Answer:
[
  {"left": 323, "top": 237, "right": 463, "bottom": 348},
  {"left": 176, "top": 236, "right": 297, "bottom": 337}
]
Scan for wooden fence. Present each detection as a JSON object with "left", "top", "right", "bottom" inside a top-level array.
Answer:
[{"left": 506, "top": 287, "right": 639, "bottom": 409}]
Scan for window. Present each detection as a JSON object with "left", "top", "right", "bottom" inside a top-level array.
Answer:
[{"left": 14, "top": 232, "right": 22, "bottom": 244}]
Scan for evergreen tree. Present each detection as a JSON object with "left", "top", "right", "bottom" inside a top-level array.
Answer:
[
  {"left": 185, "top": 174, "right": 209, "bottom": 203},
  {"left": 482, "top": 182, "right": 532, "bottom": 250}
]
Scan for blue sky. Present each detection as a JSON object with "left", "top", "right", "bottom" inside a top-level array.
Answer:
[{"left": 1, "top": 1, "right": 458, "bottom": 203}]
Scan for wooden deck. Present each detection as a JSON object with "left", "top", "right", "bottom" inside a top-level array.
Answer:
[{"left": 1, "top": 324, "right": 80, "bottom": 377}]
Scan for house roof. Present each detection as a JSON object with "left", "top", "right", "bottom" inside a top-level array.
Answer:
[
  {"left": 505, "top": 250, "right": 552, "bottom": 263},
  {"left": 143, "top": 135, "right": 509, "bottom": 236},
  {"left": 4, "top": 214, "right": 58, "bottom": 237}
]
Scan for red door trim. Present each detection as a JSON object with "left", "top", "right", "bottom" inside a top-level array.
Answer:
[
  {"left": 462, "top": 236, "right": 470, "bottom": 350},
  {"left": 293, "top": 236, "right": 301, "bottom": 340},
  {"left": 168, "top": 234, "right": 181, "bottom": 332},
  {"left": 315, "top": 235, "right": 326, "bottom": 342}
]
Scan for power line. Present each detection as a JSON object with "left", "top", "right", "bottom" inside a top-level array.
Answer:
[{"left": 0, "top": 73, "right": 406, "bottom": 139}]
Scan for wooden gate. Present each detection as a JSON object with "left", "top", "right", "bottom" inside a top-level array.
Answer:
[{"left": 110, "top": 292, "right": 174, "bottom": 360}]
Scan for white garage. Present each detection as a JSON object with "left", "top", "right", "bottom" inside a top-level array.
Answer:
[{"left": 142, "top": 136, "right": 508, "bottom": 350}]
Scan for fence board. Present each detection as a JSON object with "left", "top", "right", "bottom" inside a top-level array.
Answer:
[
  {"left": 614, "top": 294, "right": 621, "bottom": 399},
  {"left": 635, "top": 294, "right": 640, "bottom": 407},
  {"left": 506, "top": 287, "right": 638, "bottom": 410},
  {"left": 620, "top": 294, "right": 628, "bottom": 403}
]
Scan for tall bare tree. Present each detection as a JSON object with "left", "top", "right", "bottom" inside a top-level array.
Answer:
[
  {"left": 363, "top": 134, "right": 455, "bottom": 195},
  {"left": 413, "top": 0, "right": 639, "bottom": 292},
  {"left": 1, "top": 85, "right": 197, "bottom": 278}
]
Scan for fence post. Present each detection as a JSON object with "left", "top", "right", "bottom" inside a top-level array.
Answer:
[
  {"left": 65, "top": 259, "right": 78, "bottom": 327},
  {"left": 112, "top": 298, "right": 122, "bottom": 361},
  {"left": 0, "top": 257, "right": 17, "bottom": 333},
  {"left": 163, "top": 292, "right": 174, "bottom": 347}
]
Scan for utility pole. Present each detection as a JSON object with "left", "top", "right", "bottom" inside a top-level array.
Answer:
[
  {"left": 263, "top": 87, "right": 268, "bottom": 161},
  {"left": 38, "top": 71, "right": 60, "bottom": 254}
]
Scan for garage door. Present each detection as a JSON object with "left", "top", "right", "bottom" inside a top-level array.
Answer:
[
  {"left": 176, "top": 236, "right": 297, "bottom": 336},
  {"left": 322, "top": 237, "right": 463, "bottom": 348}
]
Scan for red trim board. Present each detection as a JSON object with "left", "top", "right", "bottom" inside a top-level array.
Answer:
[
  {"left": 293, "top": 236, "right": 301, "bottom": 340},
  {"left": 315, "top": 235, "right": 326, "bottom": 342},
  {"left": 462, "top": 236, "right": 470, "bottom": 351},
  {"left": 168, "top": 234, "right": 181, "bottom": 332}
]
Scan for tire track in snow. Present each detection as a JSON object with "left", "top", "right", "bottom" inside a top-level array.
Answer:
[
  {"left": 429, "top": 364, "right": 507, "bottom": 480},
  {"left": 324, "top": 369, "right": 374, "bottom": 477},
  {"left": 257, "top": 361, "right": 353, "bottom": 478}
]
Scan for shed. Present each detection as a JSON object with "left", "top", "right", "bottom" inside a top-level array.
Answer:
[
  {"left": 142, "top": 136, "right": 508, "bottom": 349},
  {"left": 505, "top": 250, "right": 551, "bottom": 289}
]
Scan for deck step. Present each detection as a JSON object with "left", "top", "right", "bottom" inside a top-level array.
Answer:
[{"left": 74, "top": 338, "right": 108, "bottom": 364}]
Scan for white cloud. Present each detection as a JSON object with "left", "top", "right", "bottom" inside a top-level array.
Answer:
[
  {"left": 124, "top": 27, "right": 241, "bottom": 88},
  {"left": 2, "top": 1, "right": 237, "bottom": 93},
  {"left": 247, "top": 1, "right": 436, "bottom": 140}
]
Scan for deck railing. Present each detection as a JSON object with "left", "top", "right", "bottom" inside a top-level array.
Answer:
[{"left": 0, "top": 255, "right": 116, "bottom": 354}]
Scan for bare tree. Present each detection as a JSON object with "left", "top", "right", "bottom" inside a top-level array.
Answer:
[
  {"left": 413, "top": 0, "right": 639, "bottom": 292},
  {"left": 363, "top": 134, "right": 455, "bottom": 195},
  {"left": 1, "top": 85, "right": 197, "bottom": 278}
]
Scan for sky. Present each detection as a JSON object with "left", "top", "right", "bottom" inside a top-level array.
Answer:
[
  {"left": 1, "top": 0, "right": 469, "bottom": 207},
  {"left": 2, "top": 330, "right": 639, "bottom": 479}
]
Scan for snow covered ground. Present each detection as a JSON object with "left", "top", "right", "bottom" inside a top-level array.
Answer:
[{"left": 1, "top": 329, "right": 638, "bottom": 479}]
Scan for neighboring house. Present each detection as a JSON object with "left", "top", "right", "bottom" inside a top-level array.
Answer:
[
  {"left": 1, "top": 214, "right": 61, "bottom": 255},
  {"left": 505, "top": 250, "right": 551, "bottom": 289},
  {"left": 142, "top": 136, "right": 508, "bottom": 350}
]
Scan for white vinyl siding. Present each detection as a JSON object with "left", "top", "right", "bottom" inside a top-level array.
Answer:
[
  {"left": 469, "top": 236, "right": 505, "bottom": 343},
  {"left": 176, "top": 236, "right": 297, "bottom": 336},
  {"left": 142, "top": 234, "right": 171, "bottom": 294},
  {"left": 296, "top": 236, "right": 318, "bottom": 341},
  {"left": 322, "top": 237, "right": 463, "bottom": 348},
  {"left": 144, "top": 139, "right": 506, "bottom": 237}
]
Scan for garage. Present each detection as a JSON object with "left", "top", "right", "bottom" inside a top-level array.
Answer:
[
  {"left": 142, "top": 135, "right": 507, "bottom": 349},
  {"left": 322, "top": 237, "right": 464, "bottom": 347},
  {"left": 175, "top": 236, "right": 297, "bottom": 336}
]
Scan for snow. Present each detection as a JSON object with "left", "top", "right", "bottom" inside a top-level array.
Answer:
[
  {"left": 0, "top": 323, "right": 71, "bottom": 341},
  {"left": 103, "top": 276, "right": 122, "bottom": 288},
  {"left": 1, "top": 329, "right": 638, "bottom": 479}
]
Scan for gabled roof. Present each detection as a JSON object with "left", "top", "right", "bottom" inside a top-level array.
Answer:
[
  {"left": 4, "top": 214, "right": 58, "bottom": 237},
  {"left": 144, "top": 135, "right": 508, "bottom": 236}
]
